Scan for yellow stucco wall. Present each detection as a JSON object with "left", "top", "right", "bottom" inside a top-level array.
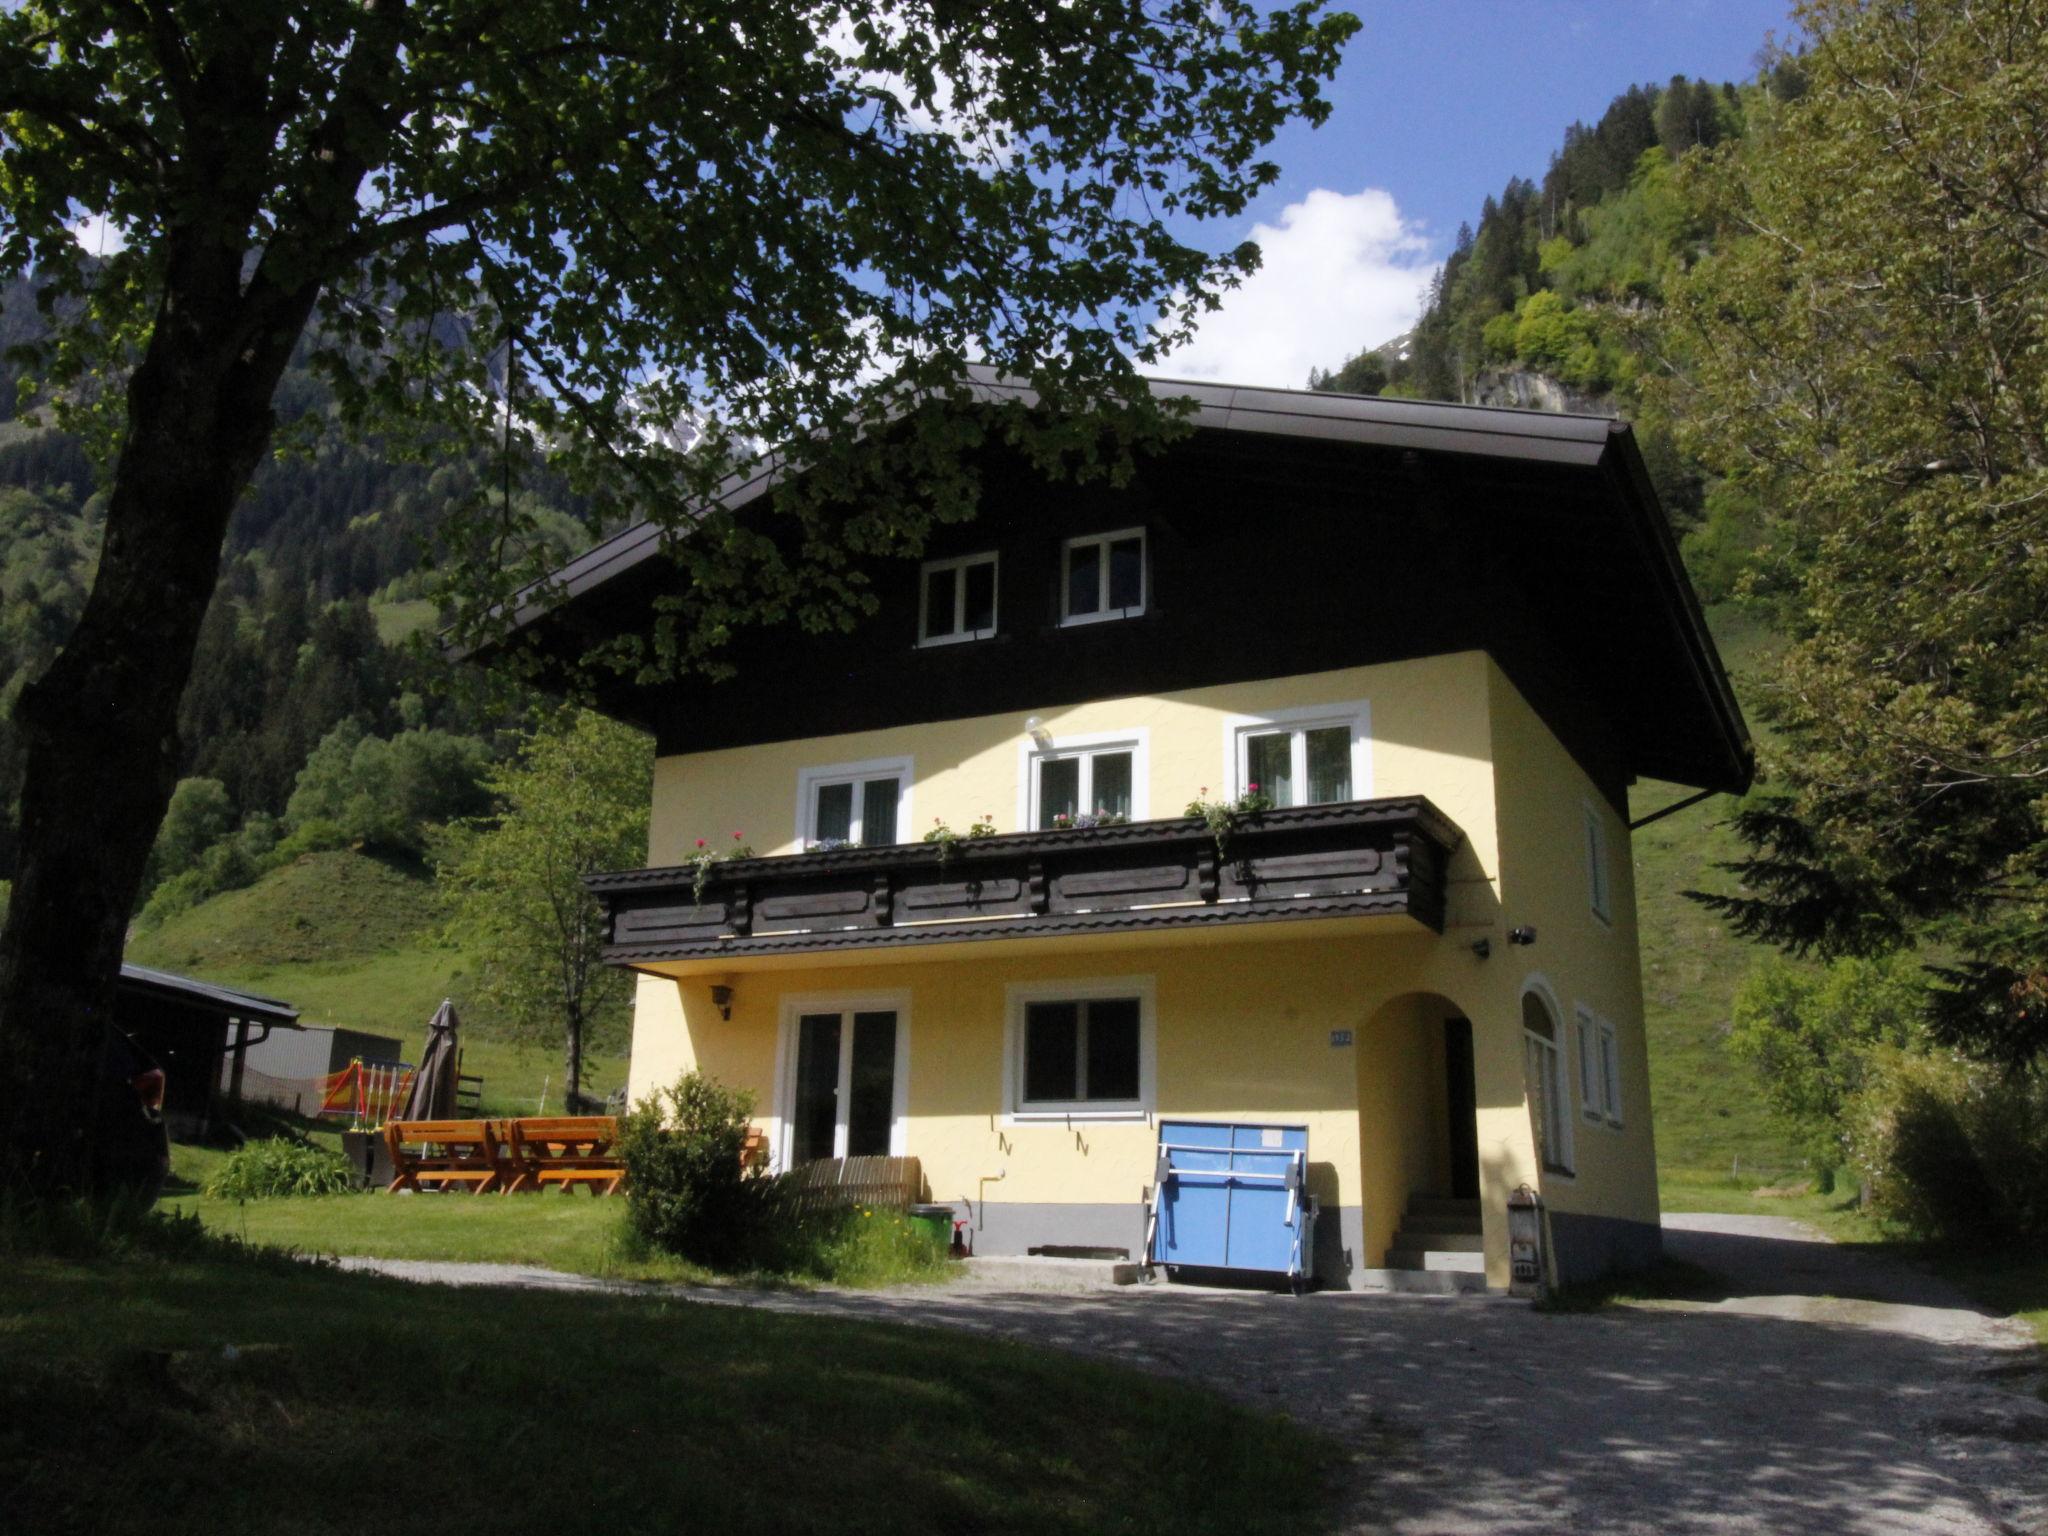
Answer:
[{"left": 624, "top": 649, "right": 1666, "bottom": 1285}]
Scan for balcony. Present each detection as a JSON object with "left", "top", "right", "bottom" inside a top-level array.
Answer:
[{"left": 589, "top": 797, "right": 1463, "bottom": 966}]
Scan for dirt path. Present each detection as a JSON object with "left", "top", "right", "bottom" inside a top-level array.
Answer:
[{"left": 330, "top": 1215, "right": 2048, "bottom": 1535}]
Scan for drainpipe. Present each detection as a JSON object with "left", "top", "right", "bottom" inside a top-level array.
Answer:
[{"left": 975, "top": 1169, "right": 1006, "bottom": 1232}]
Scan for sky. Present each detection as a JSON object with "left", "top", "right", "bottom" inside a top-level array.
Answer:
[{"left": 1167, "top": 0, "right": 1800, "bottom": 388}]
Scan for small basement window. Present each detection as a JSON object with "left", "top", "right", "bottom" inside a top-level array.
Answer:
[
  {"left": 919, "top": 552, "right": 998, "bottom": 646},
  {"left": 1061, "top": 528, "right": 1146, "bottom": 625}
]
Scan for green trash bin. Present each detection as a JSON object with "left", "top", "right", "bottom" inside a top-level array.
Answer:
[{"left": 906, "top": 1203, "right": 956, "bottom": 1249}]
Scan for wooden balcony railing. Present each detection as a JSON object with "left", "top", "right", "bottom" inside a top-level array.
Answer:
[{"left": 587, "top": 797, "right": 1463, "bottom": 965}]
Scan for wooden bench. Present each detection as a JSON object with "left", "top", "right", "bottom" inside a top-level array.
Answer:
[
  {"left": 505, "top": 1115, "right": 625, "bottom": 1195},
  {"left": 385, "top": 1119, "right": 508, "bottom": 1194}
]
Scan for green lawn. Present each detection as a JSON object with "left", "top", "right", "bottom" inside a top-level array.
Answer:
[
  {"left": 1635, "top": 604, "right": 1807, "bottom": 1179},
  {"left": 368, "top": 595, "right": 439, "bottom": 642},
  {"left": 163, "top": 1186, "right": 716, "bottom": 1281},
  {"left": 1, "top": 1244, "right": 1335, "bottom": 1536}
]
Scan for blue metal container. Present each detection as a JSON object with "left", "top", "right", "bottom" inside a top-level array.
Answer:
[{"left": 1147, "top": 1120, "right": 1317, "bottom": 1292}]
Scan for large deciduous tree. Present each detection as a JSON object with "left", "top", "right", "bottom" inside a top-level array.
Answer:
[
  {"left": 0, "top": 0, "right": 1355, "bottom": 1193},
  {"left": 438, "top": 712, "right": 649, "bottom": 1111},
  {"left": 1663, "top": 0, "right": 2048, "bottom": 1067}
]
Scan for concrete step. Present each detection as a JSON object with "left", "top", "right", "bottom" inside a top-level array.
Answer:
[
  {"left": 1384, "top": 1248, "right": 1487, "bottom": 1274},
  {"left": 1389, "top": 1228, "right": 1484, "bottom": 1254},
  {"left": 1399, "top": 1211, "right": 1484, "bottom": 1237},
  {"left": 957, "top": 1255, "right": 1142, "bottom": 1291},
  {"left": 1359, "top": 1266, "right": 1490, "bottom": 1295},
  {"left": 1407, "top": 1195, "right": 1482, "bottom": 1219}
]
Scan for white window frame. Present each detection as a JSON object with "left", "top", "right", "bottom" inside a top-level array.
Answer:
[
  {"left": 1059, "top": 526, "right": 1147, "bottom": 627},
  {"left": 768, "top": 989, "right": 912, "bottom": 1172},
  {"left": 1584, "top": 800, "right": 1613, "bottom": 925},
  {"left": 1015, "top": 727, "right": 1150, "bottom": 830},
  {"left": 1599, "top": 1017, "right": 1624, "bottom": 1126},
  {"left": 1576, "top": 1004, "right": 1604, "bottom": 1126},
  {"left": 1522, "top": 978, "right": 1575, "bottom": 1177},
  {"left": 1002, "top": 975, "right": 1156, "bottom": 1122},
  {"left": 1220, "top": 700, "right": 1373, "bottom": 807},
  {"left": 917, "top": 551, "right": 999, "bottom": 647},
  {"left": 795, "top": 755, "right": 914, "bottom": 849}
]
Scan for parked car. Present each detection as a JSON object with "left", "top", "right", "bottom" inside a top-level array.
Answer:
[{"left": 95, "top": 1025, "right": 170, "bottom": 1204}]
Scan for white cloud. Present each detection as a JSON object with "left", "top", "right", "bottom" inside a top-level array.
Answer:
[{"left": 1160, "top": 188, "right": 1437, "bottom": 390}]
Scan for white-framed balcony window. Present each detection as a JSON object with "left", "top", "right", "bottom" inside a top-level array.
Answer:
[
  {"left": 770, "top": 990, "right": 911, "bottom": 1170},
  {"left": 1060, "top": 527, "right": 1146, "bottom": 626},
  {"left": 918, "top": 552, "right": 998, "bottom": 646},
  {"left": 795, "top": 756, "right": 911, "bottom": 850},
  {"left": 1584, "top": 801, "right": 1613, "bottom": 924},
  {"left": 1021, "top": 731, "right": 1145, "bottom": 830},
  {"left": 1522, "top": 987, "right": 1575, "bottom": 1175},
  {"left": 1223, "top": 701, "right": 1371, "bottom": 808},
  {"left": 1004, "top": 976, "right": 1156, "bottom": 1121}
]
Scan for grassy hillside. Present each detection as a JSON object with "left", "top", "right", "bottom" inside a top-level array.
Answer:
[
  {"left": 125, "top": 847, "right": 626, "bottom": 1113},
  {"left": 1633, "top": 605, "right": 1801, "bottom": 1179}
]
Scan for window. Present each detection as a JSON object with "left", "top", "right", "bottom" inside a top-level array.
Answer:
[
  {"left": 1584, "top": 802, "right": 1612, "bottom": 923},
  {"left": 776, "top": 993, "right": 909, "bottom": 1167},
  {"left": 797, "top": 758, "right": 911, "bottom": 849},
  {"left": 919, "top": 552, "right": 998, "bottom": 646},
  {"left": 1033, "top": 743, "right": 1135, "bottom": 829},
  {"left": 1061, "top": 528, "right": 1146, "bottom": 625},
  {"left": 1577, "top": 1006, "right": 1604, "bottom": 1125},
  {"left": 1227, "top": 702, "right": 1370, "bottom": 807},
  {"left": 1522, "top": 991, "right": 1574, "bottom": 1174},
  {"left": 1599, "top": 1019, "right": 1624, "bottom": 1126},
  {"left": 1005, "top": 977, "right": 1155, "bottom": 1118}
]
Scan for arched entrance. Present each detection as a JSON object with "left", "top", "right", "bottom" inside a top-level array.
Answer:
[{"left": 1358, "top": 991, "right": 1483, "bottom": 1274}]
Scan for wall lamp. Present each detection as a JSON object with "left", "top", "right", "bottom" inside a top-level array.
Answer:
[
  {"left": 1470, "top": 937, "right": 1492, "bottom": 960},
  {"left": 1024, "top": 715, "right": 1054, "bottom": 749},
  {"left": 1508, "top": 926, "right": 1538, "bottom": 947},
  {"left": 709, "top": 983, "right": 734, "bottom": 1020}
]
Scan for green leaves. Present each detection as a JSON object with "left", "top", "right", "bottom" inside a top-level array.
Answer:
[{"left": 1666, "top": 0, "right": 2048, "bottom": 1064}]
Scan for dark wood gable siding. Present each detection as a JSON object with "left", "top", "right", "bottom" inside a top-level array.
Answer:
[{"left": 535, "top": 423, "right": 1744, "bottom": 804}]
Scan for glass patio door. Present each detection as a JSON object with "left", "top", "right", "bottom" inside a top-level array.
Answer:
[{"left": 789, "top": 1009, "right": 899, "bottom": 1164}]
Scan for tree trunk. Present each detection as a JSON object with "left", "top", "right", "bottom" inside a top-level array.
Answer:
[
  {"left": 0, "top": 244, "right": 315, "bottom": 1196},
  {"left": 564, "top": 1004, "right": 585, "bottom": 1115}
]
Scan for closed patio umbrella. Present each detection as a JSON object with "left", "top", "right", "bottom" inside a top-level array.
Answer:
[{"left": 397, "top": 999, "right": 462, "bottom": 1122}]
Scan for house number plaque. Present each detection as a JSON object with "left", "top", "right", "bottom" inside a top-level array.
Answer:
[{"left": 1329, "top": 1029, "right": 1354, "bottom": 1048}]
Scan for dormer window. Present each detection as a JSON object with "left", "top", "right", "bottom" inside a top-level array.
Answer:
[
  {"left": 1061, "top": 528, "right": 1146, "bottom": 626},
  {"left": 919, "top": 553, "right": 998, "bottom": 646}
]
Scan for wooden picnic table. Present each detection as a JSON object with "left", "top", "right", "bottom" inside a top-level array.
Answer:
[
  {"left": 504, "top": 1115, "right": 626, "bottom": 1196},
  {"left": 384, "top": 1118, "right": 508, "bottom": 1194}
]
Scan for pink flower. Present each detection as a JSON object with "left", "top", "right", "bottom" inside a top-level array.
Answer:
[
  {"left": 695, "top": 838, "right": 707, "bottom": 849},
  {"left": 1248, "top": 782, "right": 1260, "bottom": 793},
  {"left": 732, "top": 831, "right": 743, "bottom": 841}
]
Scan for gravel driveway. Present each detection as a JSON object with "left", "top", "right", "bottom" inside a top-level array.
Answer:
[{"left": 336, "top": 1213, "right": 2048, "bottom": 1535}]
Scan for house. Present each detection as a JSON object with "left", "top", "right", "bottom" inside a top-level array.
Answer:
[
  {"left": 116, "top": 962, "right": 300, "bottom": 1135},
  {"left": 501, "top": 374, "right": 1751, "bottom": 1290}
]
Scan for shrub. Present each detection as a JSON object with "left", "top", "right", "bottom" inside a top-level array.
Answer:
[
  {"left": 204, "top": 1138, "right": 358, "bottom": 1200},
  {"left": 1847, "top": 1049, "right": 2048, "bottom": 1249},
  {"left": 797, "top": 1205, "right": 951, "bottom": 1287},
  {"left": 619, "top": 1073, "right": 778, "bottom": 1268}
]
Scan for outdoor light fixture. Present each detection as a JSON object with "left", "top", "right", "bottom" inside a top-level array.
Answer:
[
  {"left": 1508, "top": 926, "right": 1538, "bottom": 947},
  {"left": 1024, "top": 715, "right": 1053, "bottom": 748},
  {"left": 709, "top": 984, "right": 734, "bottom": 1020},
  {"left": 1470, "top": 937, "right": 1492, "bottom": 960}
]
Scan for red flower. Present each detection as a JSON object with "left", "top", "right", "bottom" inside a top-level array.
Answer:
[
  {"left": 1248, "top": 782, "right": 1260, "bottom": 793},
  {"left": 732, "top": 831, "right": 743, "bottom": 841},
  {"left": 695, "top": 838, "right": 707, "bottom": 849}
]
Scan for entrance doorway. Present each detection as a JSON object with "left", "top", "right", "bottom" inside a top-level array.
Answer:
[{"left": 1443, "top": 1017, "right": 1481, "bottom": 1200}]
